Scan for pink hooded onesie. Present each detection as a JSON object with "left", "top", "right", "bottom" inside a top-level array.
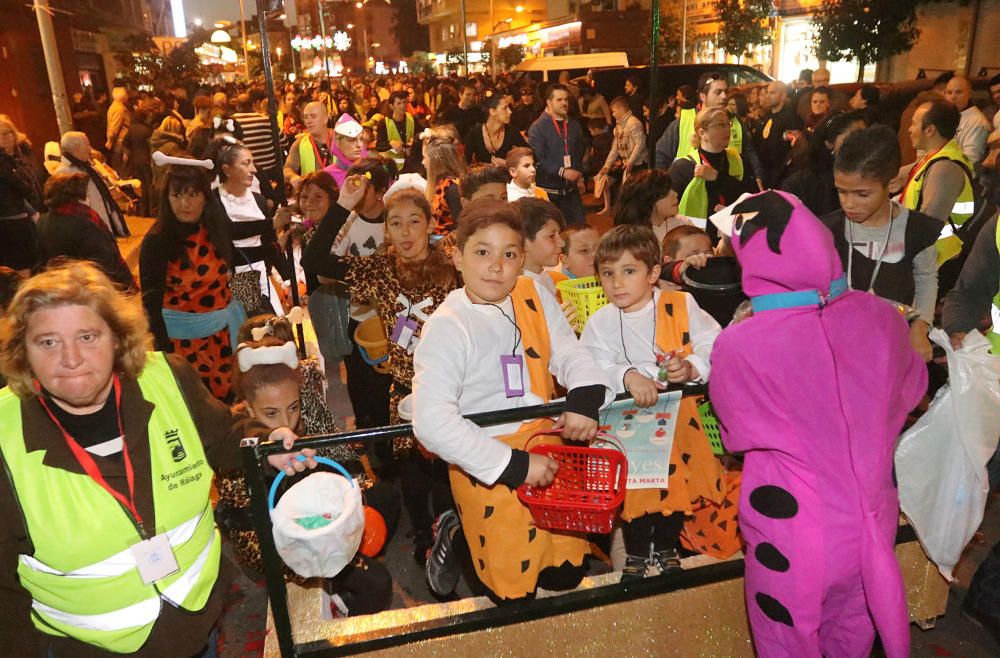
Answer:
[{"left": 708, "top": 191, "right": 926, "bottom": 658}]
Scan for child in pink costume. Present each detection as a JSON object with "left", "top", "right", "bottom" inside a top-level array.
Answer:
[{"left": 709, "top": 191, "right": 926, "bottom": 658}]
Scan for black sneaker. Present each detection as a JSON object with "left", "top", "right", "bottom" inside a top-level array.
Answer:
[
  {"left": 426, "top": 509, "right": 462, "bottom": 596},
  {"left": 620, "top": 555, "right": 648, "bottom": 582},
  {"left": 654, "top": 548, "right": 683, "bottom": 575}
]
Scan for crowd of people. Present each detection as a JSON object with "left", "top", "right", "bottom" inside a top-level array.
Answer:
[{"left": 0, "top": 63, "right": 999, "bottom": 657}]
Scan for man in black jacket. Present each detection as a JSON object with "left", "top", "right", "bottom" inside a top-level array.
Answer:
[{"left": 527, "top": 84, "right": 587, "bottom": 225}]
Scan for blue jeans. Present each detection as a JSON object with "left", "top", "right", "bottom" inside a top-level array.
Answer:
[{"left": 549, "top": 188, "right": 585, "bottom": 225}]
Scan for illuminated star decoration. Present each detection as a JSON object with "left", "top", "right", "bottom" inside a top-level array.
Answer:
[{"left": 333, "top": 31, "right": 352, "bottom": 52}]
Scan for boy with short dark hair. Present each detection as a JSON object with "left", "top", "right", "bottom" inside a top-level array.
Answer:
[
  {"left": 413, "top": 198, "right": 612, "bottom": 601},
  {"left": 460, "top": 163, "right": 509, "bottom": 202},
  {"left": 559, "top": 224, "right": 600, "bottom": 280},
  {"left": 512, "top": 197, "right": 566, "bottom": 297},
  {"left": 580, "top": 224, "right": 726, "bottom": 580},
  {"left": 506, "top": 147, "right": 549, "bottom": 202}
]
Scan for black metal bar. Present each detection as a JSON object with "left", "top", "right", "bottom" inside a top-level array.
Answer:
[
  {"left": 255, "top": 0, "right": 306, "bottom": 357},
  {"left": 249, "top": 386, "right": 707, "bottom": 457},
  {"left": 284, "top": 235, "right": 307, "bottom": 359},
  {"left": 240, "top": 437, "right": 296, "bottom": 658}
]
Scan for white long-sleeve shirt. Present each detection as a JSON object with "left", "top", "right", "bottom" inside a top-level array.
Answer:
[
  {"left": 580, "top": 290, "right": 721, "bottom": 394},
  {"left": 956, "top": 106, "right": 991, "bottom": 165},
  {"left": 412, "top": 281, "right": 613, "bottom": 485}
]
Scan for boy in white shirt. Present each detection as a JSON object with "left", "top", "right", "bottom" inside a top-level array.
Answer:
[
  {"left": 413, "top": 198, "right": 612, "bottom": 601},
  {"left": 580, "top": 224, "right": 727, "bottom": 580},
  {"left": 506, "top": 147, "right": 549, "bottom": 202},
  {"left": 558, "top": 224, "right": 599, "bottom": 280}
]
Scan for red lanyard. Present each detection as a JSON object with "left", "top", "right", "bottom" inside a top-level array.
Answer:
[
  {"left": 899, "top": 145, "right": 943, "bottom": 202},
  {"left": 37, "top": 376, "right": 142, "bottom": 527},
  {"left": 310, "top": 131, "right": 333, "bottom": 169},
  {"left": 697, "top": 150, "right": 727, "bottom": 206},
  {"left": 549, "top": 112, "right": 569, "bottom": 155}
]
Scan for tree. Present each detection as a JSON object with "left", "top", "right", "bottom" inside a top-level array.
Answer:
[
  {"left": 716, "top": 0, "right": 772, "bottom": 62},
  {"left": 644, "top": 1, "right": 697, "bottom": 65},
  {"left": 115, "top": 35, "right": 165, "bottom": 90},
  {"left": 811, "top": 0, "right": 921, "bottom": 81},
  {"left": 498, "top": 44, "right": 525, "bottom": 70},
  {"left": 392, "top": 0, "right": 430, "bottom": 57}
]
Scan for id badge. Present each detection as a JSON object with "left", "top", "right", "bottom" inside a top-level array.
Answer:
[
  {"left": 500, "top": 354, "right": 525, "bottom": 398},
  {"left": 131, "top": 534, "right": 180, "bottom": 585},
  {"left": 390, "top": 316, "right": 418, "bottom": 348},
  {"left": 563, "top": 154, "right": 573, "bottom": 169}
]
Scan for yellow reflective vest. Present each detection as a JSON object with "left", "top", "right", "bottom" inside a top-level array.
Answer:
[
  {"left": 0, "top": 352, "right": 219, "bottom": 653},
  {"left": 900, "top": 139, "right": 975, "bottom": 264}
]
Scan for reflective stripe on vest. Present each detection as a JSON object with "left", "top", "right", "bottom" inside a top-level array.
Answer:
[
  {"left": 900, "top": 139, "right": 975, "bottom": 263},
  {"left": 19, "top": 510, "right": 205, "bottom": 578},
  {"left": 991, "top": 220, "right": 1000, "bottom": 354},
  {"left": 0, "top": 352, "right": 219, "bottom": 653},
  {"left": 30, "top": 530, "right": 216, "bottom": 632},
  {"left": 383, "top": 114, "right": 415, "bottom": 166},
  {"left": 675, "top": 108, "right": 697, "bottom": 160},
  {"left": 677, "top": 149, "right": 744, "bottom": 219}
]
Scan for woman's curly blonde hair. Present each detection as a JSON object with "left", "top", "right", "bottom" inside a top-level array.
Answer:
[{"left": 0, "top": 260, "right": 151, "bottom": 399}]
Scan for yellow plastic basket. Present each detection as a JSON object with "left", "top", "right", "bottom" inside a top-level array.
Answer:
[{"left": 556, "top": 276, "right": 608, "bottom": 333}]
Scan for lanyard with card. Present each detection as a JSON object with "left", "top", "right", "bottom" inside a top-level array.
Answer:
[
  {"left": 549, "top": 112, "right": 572, "bottom": 169},
  {"left": 489, "top": 300, "right": 525, "bottom": 398}
]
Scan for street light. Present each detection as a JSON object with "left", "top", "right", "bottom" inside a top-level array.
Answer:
[{"left": 210, "top": 29, "right": 232, "bottom": 43}]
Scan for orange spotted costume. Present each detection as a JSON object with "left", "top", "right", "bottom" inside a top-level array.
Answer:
[{"left": 446, "top": 278, "right": 589, "bottom": 599}]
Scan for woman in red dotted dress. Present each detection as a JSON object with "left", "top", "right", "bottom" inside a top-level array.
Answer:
[{"left": 140, "top": 165, "right": 245, "bottom": 400}]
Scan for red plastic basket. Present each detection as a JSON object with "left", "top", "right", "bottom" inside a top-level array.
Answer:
[{"left": 516, "top": 431, "right": 627, "bottom": 534}]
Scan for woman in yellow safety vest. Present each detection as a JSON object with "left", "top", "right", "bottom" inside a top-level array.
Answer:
[
  {"left": 667, "top": 107, "right": 754, "bottom": 243},
  {"left": 0, "top": 261, "right": 316, "bottom": 657}
]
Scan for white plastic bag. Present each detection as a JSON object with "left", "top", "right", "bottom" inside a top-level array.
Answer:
[
  {"left": 269, "top": 458, "right": 365, "bottom": 578},
  {"left": 895, "top": 329, "right": 1000, "bottom": 580}
]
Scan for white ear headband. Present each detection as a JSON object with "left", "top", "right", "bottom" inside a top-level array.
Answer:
[
  {"left": 237, "top": 340, "right": 299, "bottom": 373},
  {"left": 213, "top": 116, "right": 236, "bottom": 132},
  {"left": 249, "top": 307, "right": 303, "bottom": 341},
  {"left": 152, "top": 151, "right": 214, "bottom": 170}
]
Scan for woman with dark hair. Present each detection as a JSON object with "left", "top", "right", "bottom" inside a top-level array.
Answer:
[
  {"left": 463, "top": 92, "right": 527, "bottom": 166},
  {"left": 613, "top": 168, "right": 683, "bottom": 245},
  {"left": 37, "top": 172, "right": 135, "bottom": 291},
  {"left": 123, "top": 103, "right": 154, "bottom": 215},
  {"left": 139, "top": 164, "right": 244, "bottom": 400},
  {"left": 206, "top": 136, "right": 281, "bottom": 316},
  {"left": 781, "top": 110, "right": 869, "bottom": 216}
]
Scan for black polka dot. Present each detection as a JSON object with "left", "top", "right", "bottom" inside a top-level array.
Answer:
[
  {"left": 520, "top": 559, "right": 530, "bottom": 573},
  {"left": 483, "top": 506, "right": 494, "bottom": 519},
  {"left": 199, "top": 294, "right": 216, "bottom": 307},
  {"left": 196, "top": 264, "right": 210, "bottom": 276},
  {"left": 528, "top": 527, "right": 536, "bottom": 543},
  {"left": 668, "top": 463, "right": 677, "bottom": 476},
  {"left": 749, "top": 485, "right": 799, "bottom": 519},
  {"left": 755, "top": 592, "right": 794, "bottom": 626},
  {"left": 198, "top": 245, "right": 209, "bottom": 257},
  {"left": 525, "top": 347, "right": 542, "bottom": 359},
  {"left": 664, "top": 303, "right": 674, "bottom": 316},
  {"left": 688, "top": 417, "right": 701, "bottom": 430},
  {"left": 479, "top": 535, "right": 486, "bottom": 548},
  {"left": 754, "top": 543, "right": 790, "bottom": 572},
  {"left": 681, "top": 331, "right": 690, "bottom": 345},
  {"left": 524, "top": 298, "right": 538, "bottom": 312},
  {"left": 478, "top": 559, "right": 485, "bottom": 571},
  {"left": 681, "top": 453, "right": 691, "bottom": 464},
  {"left": 660, "top": 490, "right": 669, "bottom": 500}
]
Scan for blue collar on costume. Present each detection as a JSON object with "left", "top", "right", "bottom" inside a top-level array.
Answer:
[{"left": 750, "top": 275, "right": 848, "bottom": 313}]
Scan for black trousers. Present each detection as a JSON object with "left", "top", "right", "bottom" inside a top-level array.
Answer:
[
  {"left": 622, "top": 511, "right": 685, "bottom": 557},
  {"left": 344, "top": 318, "right": 392, "bottom": 430}
]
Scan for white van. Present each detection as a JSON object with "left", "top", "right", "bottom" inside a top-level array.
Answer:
[{"left": 512, "top": 52, "right": 630, "bottom": 82}]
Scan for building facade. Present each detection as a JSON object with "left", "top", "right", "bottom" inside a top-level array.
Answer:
[
  {"left": 293, "top": 0, "right": 402, "bottom": 75},
  {"left": 0, "top": 0, "right": 151, "bottom": 149}
]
